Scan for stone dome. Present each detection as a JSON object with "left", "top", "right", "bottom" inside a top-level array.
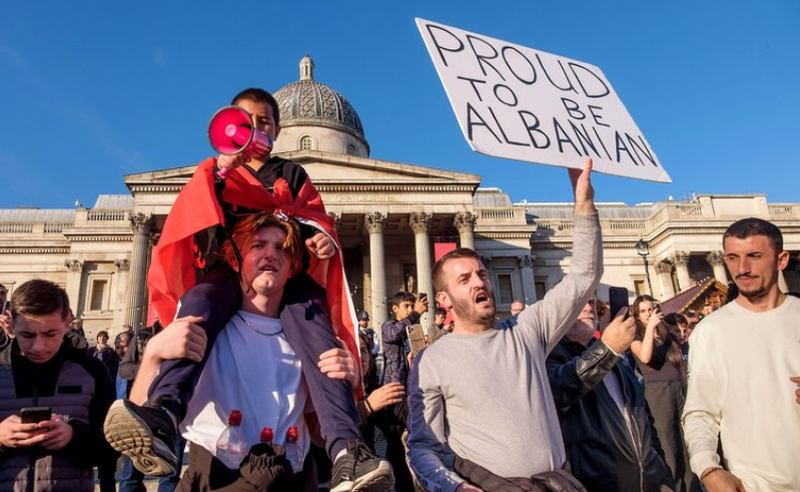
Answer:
[{"left": 274, "top": 55, "right": 366, "bottom": 141}]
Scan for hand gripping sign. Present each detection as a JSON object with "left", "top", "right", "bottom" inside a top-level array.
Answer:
[{"left": 417, "top": 18, "right": 671, "bottom": 183}]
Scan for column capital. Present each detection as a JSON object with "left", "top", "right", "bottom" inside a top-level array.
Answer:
[
  {"left": 365, "top": 212, "right": 387, "bottom": 234},
  {"left": 328, "top": 212, "right": 342, "bottom": 233},
  {"left": 671, "top": 251, "right": 690, "bottom": 266},
  {"left": 518, "top": 254, "right": 536, "bottom": 268},
  {"left": 656, "top": 260, "right": 673, "bottom": 273},
  {"left": 453, "top": 211, "right": 478, "bottom": 234},
  {"left": 64, "top": 259, "right": 84, "bottom": 273},
  {"left": 130, "top": 213, "right": 155, "bottom": 235},
  {"left": 409, "top": 212, "right": 433, "bottom": 234},
  {"left": 114, "top": 259, "right": 131, "bottom": 272},
  {"left": 706, "top": 250, "right": 725, "bottom": 266}
]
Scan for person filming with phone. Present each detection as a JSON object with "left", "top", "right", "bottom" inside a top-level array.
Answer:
[
  {"left": 381, "top": 292, "right": 428, "bottom": 385},
  {"left": 630, "top": 295, "right": 699, "bottom": 492},
  {"left": 0, "top": 279, "right": 116, "bottom": 492}
]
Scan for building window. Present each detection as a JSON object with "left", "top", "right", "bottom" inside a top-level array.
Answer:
[
  {"left": 535, "top": 280, "right": 547, "bottom": 301},
  {"left": 346, "top": 144, "right": 357, "bottom": 156},
  {"left": 496, "top": 272, "right": 514, "bottom": 306},
  {"left": 633, "top": 279, "right": 646, "bottom": 297},
  {"left": 300, "top": 136, "right": 313, "bottom": 150},
  {"left": 89, "top": 279, "right": 107, "bottom": 311}
]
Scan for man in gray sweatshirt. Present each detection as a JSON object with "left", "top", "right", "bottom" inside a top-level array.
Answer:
[{"left": 407, "top": 158, "right": 602, "bottom": 492}]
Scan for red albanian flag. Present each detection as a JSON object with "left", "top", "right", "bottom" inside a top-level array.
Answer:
[{"left": 148, "top": 158, "right": 362, "bottom": 394}]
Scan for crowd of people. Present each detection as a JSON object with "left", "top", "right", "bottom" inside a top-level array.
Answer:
[{"left": 0, "top": 87, "right": 798, "bottom": 492}]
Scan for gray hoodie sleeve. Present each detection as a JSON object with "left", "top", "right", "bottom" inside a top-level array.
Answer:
[
  {"left": 514, "top": 213, "right": 603, "bottom": 355},
  {"left": 406, "top": 351, "right": 466, "bottom": 492}
]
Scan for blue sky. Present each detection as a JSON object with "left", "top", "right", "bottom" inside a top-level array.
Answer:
[{"left": 1, "top": 0, "right": 798, "bottom": 209}]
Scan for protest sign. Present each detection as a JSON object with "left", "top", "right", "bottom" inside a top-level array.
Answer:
[{"left": 416, "top": 18, "right": 671, "bottom": 183}]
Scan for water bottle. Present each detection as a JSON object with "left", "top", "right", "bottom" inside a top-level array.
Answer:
[
  {"left": 216, "top": 410, "right": 248, "bottom": 469},
  {"left": 284, "top": 426, "right": 304, "bottom": 473}
]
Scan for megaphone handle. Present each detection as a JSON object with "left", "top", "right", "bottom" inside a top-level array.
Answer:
[{"left": 217, "top": 167, "right": 230, "bottom": 180}]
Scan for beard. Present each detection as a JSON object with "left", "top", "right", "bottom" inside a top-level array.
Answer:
[
  {"left": 567, "top": 319, "right": 596, "bottom": 342},
  {"left": 449, "top": 290, "right": 496, "bottom": 325},
  {"left": 738, "top": 284, "right": 768, "bottom": 300},
  {"left": 736, "top": 274, "right": 769, "bottom": 301}
]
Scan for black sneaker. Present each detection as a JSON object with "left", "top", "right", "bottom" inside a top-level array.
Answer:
[
  {"left": 330, "top": 440, "right": 394, "bottom": 492},
  {"left": 104, "top": 399, "right": 178, "bottom": 476}
]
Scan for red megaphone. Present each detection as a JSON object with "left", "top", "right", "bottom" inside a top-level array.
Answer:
[{"left": 208, "top": 106, "right": 273, "bottom": 178}]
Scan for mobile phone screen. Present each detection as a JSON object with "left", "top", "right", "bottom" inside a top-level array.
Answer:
[
  {"left": 608, "top": 287, "right": 630, "bottom": 320},
  {"left": 20, "top": 407, "right": 51, "bottom": 424}
]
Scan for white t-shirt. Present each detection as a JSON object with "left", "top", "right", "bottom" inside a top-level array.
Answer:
[
  {"left": 683, "top": 296, "right": 800, "bottom": 492},
  {"left": 181, "top": 310, "right": 310, "bottom": 459}
]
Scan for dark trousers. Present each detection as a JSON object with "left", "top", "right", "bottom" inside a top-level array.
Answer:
[
  {"left": 644, "top": 380, "right": 701, "bottom": 492},
  {"left": 98, "top": 456, "right": 117, "bottom": 492},
  {"left": 177, "top": 442, "right": 316, "bottom": 492},
  {"left": 148, "top": 266, "right": 361, "bottom": 459}
]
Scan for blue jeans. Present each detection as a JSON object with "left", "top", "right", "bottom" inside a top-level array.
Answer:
[{"left": 118, "top": 436, "right": 186, "bottom": 492}]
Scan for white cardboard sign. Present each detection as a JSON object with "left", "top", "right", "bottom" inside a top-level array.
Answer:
[{"left": 416, "top": 18, "right": 671, "bottom": 183}]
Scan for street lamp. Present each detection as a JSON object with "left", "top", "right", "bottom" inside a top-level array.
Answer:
[{"left": 636, "top": 238, "right": 653, "bottom": 296}]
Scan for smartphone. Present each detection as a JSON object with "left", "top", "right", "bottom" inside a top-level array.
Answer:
[
  {"left": 427, "top": 322, "right": 446, "bottom": 346},
  {"left": 608, "top": 286, "right": 630, "bottom": 320},
  {"left": 1, "top": 300, "right": 9, "bottom": 313},
  {"left": 406, "top": 324, "right": 427, "bottom": 357},
  {"left": 21, "top": 407, "right": 51, "bottom": 424}
]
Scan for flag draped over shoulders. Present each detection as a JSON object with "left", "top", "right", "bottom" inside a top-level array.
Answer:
[{"left": 147, "top": 157, "right": 361, "bottom": 383}]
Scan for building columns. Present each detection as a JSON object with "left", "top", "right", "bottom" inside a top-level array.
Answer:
[
  {"left": 328, "top": 212, "right": 342, "bottom": 234},
  {"left": 365, "top": 212, "right": 388, "bottom": 340},
  {"left": 656, "top": 261, "right": 675, "bottom": 299},
  {"left": 454, "top": 211, "right": 477, "bottom": 250},
  {"left": 518, "top": 254, "right": 537, "bottom": 304},
  {"left": 113, "top": 259, "right": 130, "bottom": 328},
  {"left": 125, "top": 213, "right": 154, "bottom": 330},
  {"left": 706, "top": 251, "right": 728, "bottom": 284},
  {"left": 671, "top": 251, "right": 691, "bottom": 291},
  {"left": 410, "top": 212, "right": 433, "bottom": 326},
  {"left": 64, "top": 259, "right": 84, "bottom": 313}
]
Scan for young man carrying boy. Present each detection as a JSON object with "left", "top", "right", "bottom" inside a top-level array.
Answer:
[{"left": 105, "top": 89, "right": 392, "bottom": 492}]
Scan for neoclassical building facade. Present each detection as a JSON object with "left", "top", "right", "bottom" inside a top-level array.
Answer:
[{"left": 2, "top": 56, "right": 799, "bottom": 345}]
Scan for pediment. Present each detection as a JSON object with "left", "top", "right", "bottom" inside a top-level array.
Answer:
[
  {"left": 124, "top": 150, "right": 482, "bottom": 191},
  {"left": 281, "top": 150, "right": 481, "bottom": 185}
]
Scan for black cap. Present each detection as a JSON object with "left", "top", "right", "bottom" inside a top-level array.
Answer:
[{"left": 359, "top": 310, "right": 370, "bottom": 321}]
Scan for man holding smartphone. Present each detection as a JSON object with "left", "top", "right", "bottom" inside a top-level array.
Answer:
[
  {"left": 0, "top": 279, "right": 116, "bottom": 492},
  {"left": 382, "top": 292, "right": 428, "bottom": 385}
]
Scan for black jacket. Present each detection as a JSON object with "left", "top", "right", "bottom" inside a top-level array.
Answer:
[
  {"left": 547, "top": 337, "right": 674, "bottom": 492},
  {"left": 0, "top": 340, "right": 116, "bottom": 491},
  {"left": 118, "top": 326, "right": 153, "bottom": 382}
]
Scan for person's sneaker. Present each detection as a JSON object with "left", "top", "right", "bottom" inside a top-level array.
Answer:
[
  {"left": 104, "top": 399, "right": 178, "bottom": 476},
  {"left": 330, "top": 440, "right": 394, "bottom": 492}
]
